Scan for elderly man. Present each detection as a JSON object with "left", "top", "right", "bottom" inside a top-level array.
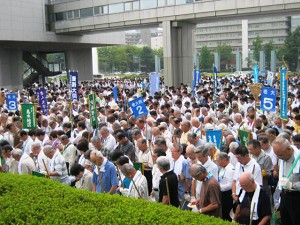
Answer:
[
  {"left": 187, "top": 133, "right": 205, "bottom": 147},
  {"left": 100, "top": 126, "right": 117, "bottom": 152},
  {"left": 273, "top": 137, "right": 300, "bottom": 225},
  {"left": 216, "top": 152, "right": 235, "bottom": 221},
  {"left": 156, "top": 156, "right": 180, "bottom": 207},
  {"left": 232, "top": 146, "right": 262, "bottom": 203},
  {"left": 192, "top": 145, "right": 218, "bottom": 200},
  {"left": 31, "top": 142, "right": 50, "bottom": 172},
  {"left": 120, "top": 163, "right": 148, "bottom": 199},
  {"left": 19, "top": 130, "right": 34, "bottom": 155},
  {"left": 90, "top": 150, "right": 118, "bottom": 194},
  {"left": 137, "top": 138, "right": 153, "bottom": 195},
  {"left": 58, "top": 135, "right": 77, "bottom": 173},
  {"left": 116, "top": 132, "right": 136, "bottom": 162},
  {"left": 151, "top": 148, "right": 166, "bottom": 201},
  {"left": 185, "top": 145, "right": 197, "bottom": 165},
  {"left": 233, "top": 172, "right": 271, "bottom": 225},
  {"left": 180, "top": 120, "right": 192, "bottom": 144},
  {"left": 171, "top": 143, "right": 192, "bottom": 208},
  {"left": 91, "top": 136, "right": 110, "bottom": 158},
  {"left": 248, "top": 139, "right": 273, "bottom": 201},
  {"left": 43, "top": 145, "right": 69, "bottom": 184},
  {"left": 12, "top": 148, "right": 37, "bottom": 175},
  {"left": 190, "top": 164, "right": 222, "bottom": 218}
]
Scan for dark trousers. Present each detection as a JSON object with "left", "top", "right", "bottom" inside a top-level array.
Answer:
[
  {"left": 221, "top": 190, "right": 233, "bottom": 221},
  {"left": 280, "top": 190, "right": 300, "bottom": 225},
  {"left": 144, "top": 170, "right": 152, "bottom": 196}
]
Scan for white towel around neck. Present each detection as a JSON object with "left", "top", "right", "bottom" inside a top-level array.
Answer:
[{"left": 239, "top": 182, "right": 261, "bottom": 221}]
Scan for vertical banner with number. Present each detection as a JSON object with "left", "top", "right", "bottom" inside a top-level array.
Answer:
[
  {"left": 213, "top": 65, "right": 218, "bottom": 110},
  {"left": 88, "top": 94, "right": 98, "bottom": 129},
  {"left": 6, "top": 94, "right": 17, "bottom": 111},
  {"left": 260, "top": 87, "right": 277, "bottom": 112},
  {"left": 280, "top": 68, "right": 288, "bottom": 119},
  {"left": 149, "top": 73, "right": 160, "bottom": 97},
  {"left": 238, "top": 129, "right": 250, "bottom": 147},
  {"left": 36, "top": 88, "right": 48, "bottom": 115},
  {"left": 253, "top": 65, "right": 259, "bottom": 83},
  {"left": 21, "top": 104, "right": 36, "bottom": 129},
  {"left": 112, "top": 87, "right": 118, "bottom": 102},
  {"left": 129, "top": 97, "right": 149, "bottom": 119},
  {"left": 205, "top": 130, "right": 222, "bottom": 151},
  {"left": 70, "top": 71, "right": 79, "bottom": 102}
]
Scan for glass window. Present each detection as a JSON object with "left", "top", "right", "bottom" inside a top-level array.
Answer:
[
  {"left": 94, "top": 6, "right": 100, "bottom": 15},
  {"left": 140, "top": 0, "right": 157, "bottom": 9},
  {"left": 103, "top": 6, "right": 108, "bottom": 14},
  {"left": 80, "top": 8, "right": 93, "bottom": 18},
  {"left": 158, "top": 0, "right": 166, "bottom": 6},
  {"left": 55, "top": 12, "right": 65, "bottom": 21},
  {"left": 176, "top": 0, "right": 192, "bottom": 5},
  {"left": 67, "top": 11, "right": 73, "bottom": 19},
  {"left": 109, "top": 3, "right": 124, "bottom": 14},
  {"left": 133, "top": 1, "right": 140, "bottom": 10},
  {"left": 74, "top": 10, "right": 80, "bottom": 18},
  {"left": 125, "top": 2, "right": 132, "bottom": 11}
]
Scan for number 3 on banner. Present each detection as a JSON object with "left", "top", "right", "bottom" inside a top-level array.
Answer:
[
  {"left": 137, "top": 106, "right": 143, "bottom": 115},
  {"left": 263, "top": 97, "right": 273, "bottom": 111}
]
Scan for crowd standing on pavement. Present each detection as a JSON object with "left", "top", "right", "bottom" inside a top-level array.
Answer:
[{"left": 1, "top": 73, "right": 300, "bottom": 225}]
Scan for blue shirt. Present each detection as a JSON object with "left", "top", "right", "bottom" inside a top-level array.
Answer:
[
  {"left": 177, "top": 160, "right": 192, "bottom": 199},
  {"left": 92, "top": 160, "right": 119, "bottom": 193}
]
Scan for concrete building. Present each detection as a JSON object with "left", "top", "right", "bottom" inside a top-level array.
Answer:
[
  {"left": 151, "top": 36, "right": 163, "bottom": 50},
  {"left": 195, "top": 16, "right": 290, "bottom": 68},
  {"left": 0, "top": 0, "right": 123, "bottom": 89}
]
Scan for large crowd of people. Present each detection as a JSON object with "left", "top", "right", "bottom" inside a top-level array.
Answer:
[{"left": 0, "top": 73, "right": 300, "bottom": 225}]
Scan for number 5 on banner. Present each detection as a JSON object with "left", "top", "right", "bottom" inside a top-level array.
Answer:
[{"left": 262, "top": 97, "right": 273, "bottom": 111}]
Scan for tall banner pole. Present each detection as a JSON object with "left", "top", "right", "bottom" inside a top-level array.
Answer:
[{"left": 213, "top": 65, "right": 218, "bottom": 110}]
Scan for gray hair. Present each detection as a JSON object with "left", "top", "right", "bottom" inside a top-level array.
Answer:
[
  {"left": 12, "top": 148, "right": 23, "bottom": 157},
  {"left": 217, "top": 152, "right": 230, "bottom": 161},
  {"left": 229, "top": 142, "right": 239, "bottom": 152},
  {"left": 91, "top": 136, "right": 101, "bottom": 143},
  {"left": 156, "top": 156, "right": 170, "bottom": 172},
  {"left": 121, "top": 163, "right": 135, "bottom": 175},
  {"left": 173, "top": 143, "right": 183, "bottom": 153},
  {"left": 191, "top": 164, "right": 207, "bottom": 177},
  {"left": 31, "top": 142, "right": 41, "bottom": 151},
  {"left": 112, "top": 122, "right": 121, "bottom": 131},
  {"left": 60, "top": 134, "right": 69, "bottom": 141},
  {"left": 43, "top": 145, "right": 55, "bottom": 154},
  {"left": 100, "top": 126, "right": 110, "bottom": 133},
  {"left": 194, "top": 145, "right": 207, "bottom": 155},
  {"left": 277, "top": 132, "right": 291, "bottom": 141},
  {"left": 185, "top": 113, "right": 192, "bottom": 121},
  {"left": 204, "top": 142, "right": 215, "bottom": 151}
]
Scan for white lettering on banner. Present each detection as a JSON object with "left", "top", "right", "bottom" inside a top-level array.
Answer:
[
  {"left": 72, "top": 76, "right": 76, "bottom": 82},
  {"left": 137, "top": 106, "right": 143, "bottom": 115},
  {"left": 263, "top": 97, "right": 273, "bottom": 111},
  {"left": 263, "top": 89, "right": 268, "bottom": 95},
  {"left": 271, "top": 90, "right": 276, "bottom": 95},
  {"left": 7, "top": 95, "right": 11, "bottom": 99}
]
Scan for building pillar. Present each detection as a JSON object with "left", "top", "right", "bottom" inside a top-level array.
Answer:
[
  {"left": 259, "top": 51, "right": 265, "bottom": 71},
  {"left": 214, "top": 52, "right": 220, "bottom": 71},
  {"left": 162, "top": 21, "right": 195, "bottom": 88},
  {"left": 236, "top": 52, "right": 242, "bottom": 71},
  {"left": 65, "top": 48, "right": 93, "bottom": 81},
  {"left": 242, "top": 20, "right": 249, "bottom": 68},
  {"left": 0, "top": 48, "right": 23, "bottom": 90}
]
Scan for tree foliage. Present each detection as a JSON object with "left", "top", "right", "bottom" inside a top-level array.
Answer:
[
  {"left": 97, "top": 45, "right": 163, "bottom": 73},
  {"left": 216, "top": 44, "right": 233, "bottom": 66},
  {"left": 199, "top": 46, "right": 214, "bottom": 70},
  {"left": 263, "top": 41, "right": 275, "bottom": 67},
  {"left": 252, "top": 36, "right": 263, "bottom": 62}
]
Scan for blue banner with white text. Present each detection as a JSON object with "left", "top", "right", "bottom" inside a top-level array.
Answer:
[
  {"left": 70, "top": 71, "right": 79, "bottom": 102},
  {"left": 260, "top": 87, "right": 277, "bottom": 112},
  {"left": 36, "top": 88, "right": 48, "bottom": 115},
  {"left": 280, "top": 68, "right": 288, "bottom": 119},
  {"left": 206, "top": 130, "right": 222, "bottom": 151},
  {"left": 6, "top": 94, "right": 17, "bottom": 111},
  {"left": 112, "top": 87, "right": 118, "bottom": 102},
  {"left": 253, "top": 65, "right": 259, "bottom": 83}
]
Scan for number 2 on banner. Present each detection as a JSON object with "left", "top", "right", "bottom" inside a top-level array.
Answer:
[
  {"left": 263, "top": 97, "right": 273, "bottom": 111},
  {"left": 137, "top": 106, "right": 144, "bottom": 115}
]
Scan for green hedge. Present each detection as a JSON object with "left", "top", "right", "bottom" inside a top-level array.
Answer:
[{"left": 0, "top": 173, "right": 232, "bottom": 225}]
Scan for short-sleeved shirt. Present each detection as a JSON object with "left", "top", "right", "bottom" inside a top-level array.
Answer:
[
  {"left": 199, "top": 177, "right": 222, "bottom": 218},
  {"left": 92, "top": 160, "right": 118, "bottom": 193},
  {"left": 159, "top": 170, "right": 180, "bottom": 207}
]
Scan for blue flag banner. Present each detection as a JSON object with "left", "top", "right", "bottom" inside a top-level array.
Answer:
[
  {"left": 36, "top": 88, "right": 48, "bottom": 115},
  {"left": 6, "top": 94, "right": 17, "bottom": 110},
  {"left": 280, "top": 68, "right": 288, "bottom": 119},
  {"left": 206, "top": 130, "right": 222, "bottom": 151},
  {"left": 260, "top": 87, "right": 277, "bottom": 112},
  {"left": 129, "top": 97, "right": 148, "bottom": 119},
  {"left": 70, "top": 71, "right": 79, "bottom": 101},
  {"left": 112, "top": 87, "right": 118, "bottom": 102},
  {"left": 149, "top": 73, "right": 160, "bottom": 97},
  {"left": 193, "top": 70, "right": 201, "bottom": 87},
  {"left": 253, "top": 65, "right": 259, "bottom": 83},
  {"left": 213, "top": 66, "right": 218, "bottom": 110}
]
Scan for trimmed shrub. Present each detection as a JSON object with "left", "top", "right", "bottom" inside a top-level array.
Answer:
[{"left": 0, "top": 173, "right": 232, "bottom": 225}]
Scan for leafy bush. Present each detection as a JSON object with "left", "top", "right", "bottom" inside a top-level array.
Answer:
[{"left": 0, "top": 173, "right": 232, "bottom": 225}]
